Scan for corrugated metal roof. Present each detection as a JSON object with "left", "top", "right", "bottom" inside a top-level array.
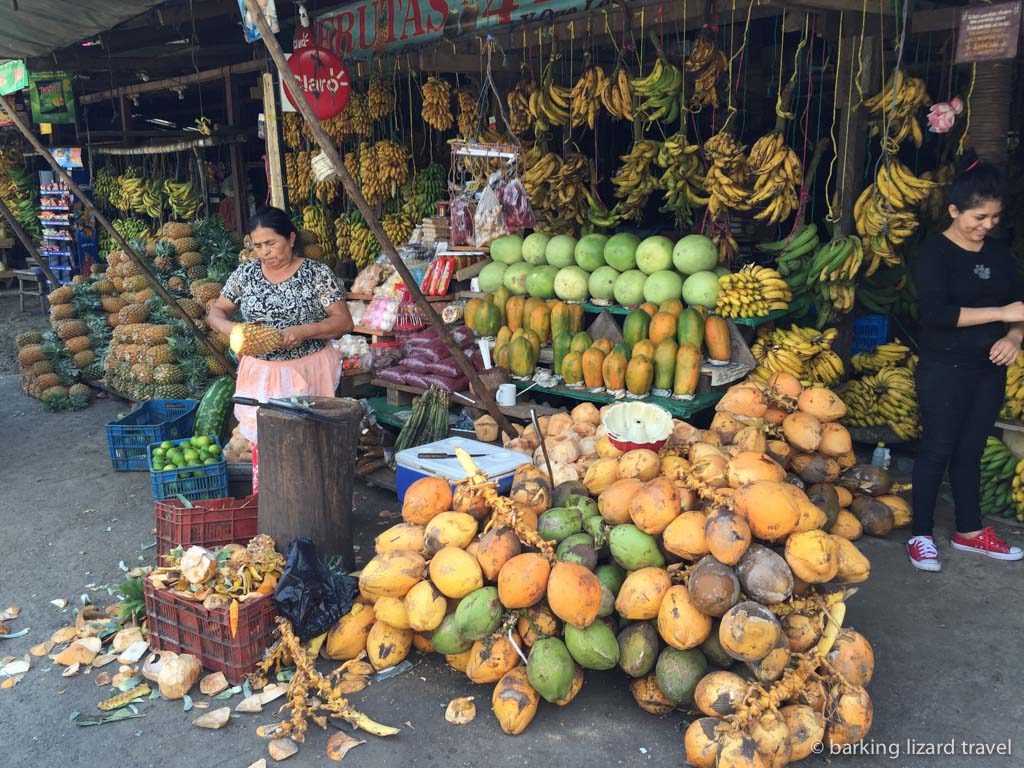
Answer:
[{"left": 0, "top": 0, "right": 166, "bottom": 59}]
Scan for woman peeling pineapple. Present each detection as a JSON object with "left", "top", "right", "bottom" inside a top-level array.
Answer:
[{"left": 207, "top": 207, "right": 353, "bottom": 484}]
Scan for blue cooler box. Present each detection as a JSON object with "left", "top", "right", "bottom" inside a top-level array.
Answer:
[{"left": 395, "top": 437, "right": 530, "bottom": 503}]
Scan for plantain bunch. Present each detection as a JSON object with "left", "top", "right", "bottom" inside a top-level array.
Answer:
[
  {"left": 506, "top": 78, "right": 536, "bottom": 135},
  {"left": 865, "top": 69, "right": 930, "bottom": 148},
  {"left": 367, "top": 75, "right": 394, "bottom": 122},
  {"left": 569, "top": 64, "right": 607, "bottom": 130},
  {"left": 746, "top": 132, "right": 803, "bottom": 224},
  {"left": 703, "top": 130, "right": 752, "bottom": 218},
  {"left": 338, "top": 92, "right": 373, "bottom": 136},
  {"left": 610, "top": 140, "right": 662, "bottom": 223},
  {"left": 283, "top": 113, "right": 304, "bottom": 150},
  {"left": 421, "top": 76, "right": 453, "bottom": 132},
  {"left": 685, "top": 34, "right": 728, "bottom": 109},
  {"left": 843, "top": 363, "right": 921, "bottom": 440},
  {"left": 302, "top": 203, "right": 335, "bottom": 263},
  {"left": 456, "top": 90, "right": 479, "bottom": 139},
  {"left": 655, "top": 133, "right": 708, "bottom": 228}
]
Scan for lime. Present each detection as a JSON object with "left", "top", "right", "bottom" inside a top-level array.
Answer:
[
  {"left": 203, "top": 457, "right": 218, "bottom": 465},
  {"left": 195, "top": 436, "right": 212, "bottom": 448},
  {"left": 163, "top": 464, "right": 177, "bottom": 472},
  {"left": 153, "top": 447, "right": 166, "bottom": 459},
  {"left": 183, "top": 449, "right": 199, "bottom": 462},
  {"left": 160, "top": 440, "right": 173, "bottom": 450}
]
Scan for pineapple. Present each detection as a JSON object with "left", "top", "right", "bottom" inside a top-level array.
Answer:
[
  {"left": 177, "top": 251, "right": 204, "bottom": 269},
  {"left": 73, "top": 350, "right": 96, "bottom": 368},
  {"left": 146, "top": 345, "right": 175, "bottom": 366},
  {"left": 35, "top": 373, "right": 60, "bottom": 391},
  {"left": 67, "top": 383, "right": 92, "bottom": 409},
  {"left": 186, "top": 265, "right": 208, "bottom": 281},
  {"left": 134, "top": 289, "right": 155, "bottom": 303},
  {"left": 101, "top": 296, "right": 128, "bottom": 314},
  {"left": 107, "top": 312, "right": 122, "bottom": 328},
  {"left": 190, "top": 280, "right": 223, "bottom": 305},
  {"left": 229, "top": 323, "right": 284, "bottom": 357},
  {"left": 65, "top": 336, "right": 92, "bottom": 355},
  {"left": 118, "top": 304, "right": 150, "bottom": 325},
  {"left": 131, "top": 362, "right": 155, "bottom": 384},
  {"left": 172, "top": 237, "right": 200, "bottom": 254},
  {"left": 123, "top": 275, "right": 148, "bottom": 292},
  {"left": 80, "top": 362, "right": 105, "bottom": 382},
  {"left": 154, "top": 255, "right": 175, "bottom": 273},
  {"left": 143, "top": 324, "right": 174, "bottom": 345},
  {"left": 168, "top": 276, "right": 187, "bottom": 291},
  {"left": 30, "top": 360, "right": 54, "bottom": 376},
  {"left": 177, "top": 298, "right": 205, "bottom": 319},
  {"left": 162, "top": 222, "right": 193, "bottom": 240},
  {"left": 18, "top": 344, "right": 45, "bottom": 366},
  {"left": 153, "top": 364, "right": 184, "bottom": 384},
  {"left": 41, "top": 386, "right": 70, "bottom": 410},
  {"left": 154, "top": 383, "right": 189, "bottom": 399},
  {"left": 72, "top": 275, "right": 88, "bottom": 286},
  {"left": 55, "top": 320, "right": 89, "bottom": 340},
  {"left": 50, "top": 304, "right": 77, "bottom": 322},
  {"left": 145, "top": 240, "right": 158, "bottom": 256},
  {"left": 16, "top": 332, "right": 43, "bottom": 348},
  {"left": 48, "top": 285, "right": 74, "bottom": 305},
  {"left": 94, "top": 278, "right": 115, "bottom": 295},
  {"left": 205, "top": 354, "right": 230, "bottom": 376},
  {"left": 210, "top": 332, "right": 229, "bottom": 353}
]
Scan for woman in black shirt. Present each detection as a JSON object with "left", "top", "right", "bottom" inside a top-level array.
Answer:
[{"left": 908, "top": 161, "right": 1024, "bottom": 571}]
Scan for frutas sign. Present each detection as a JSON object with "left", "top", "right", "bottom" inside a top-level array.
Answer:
[{"left": 315, "top": 0, "right": 598, "bottom": 58}]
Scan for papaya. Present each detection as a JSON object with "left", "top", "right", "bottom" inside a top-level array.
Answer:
[
  {"left": 648, "top": 311, "right": 678, "bottom": 345},
  {"left": 552, "top": 331, "right": 573, "bottom": 377},
  {"left": 492, "top": 666, "right": 539, "bottom": 735},
  {"left": 677, "top": 307, "right": 705, "bottom": 348},
  {"left": 659, "top": 298, "right": 684, "bottom": 316},
  {"left": 582, "top": 347, "right": 606, "bottom": 389},
  {"left": 508, "top": 335, "right": 537, "bottom": 378},
  {"left": 495, "top": 325, "right": 512, "bottom": 349},
  {"left": 526, "top": 637, "right": 574, "bottom": 703},
  {"left": 528, "top": 304, "right": 551, "bottom": 343},
  {"left": 602, "top": 350, "right": 628, "bottom": 391},
  {"left": 562, "top": 351, "right": 584, "bottom": 385},
  {"left": 567, "top": 303, "right": 585, "bottom": 334},
  {"left": 522, "top": 296, "right": 545, "bottom": 327},
  {"left": 505, "top": 295, "right": 526, "bottom": 332},
  {"left": 550, "top": 300, "right": 570, "bottom": 339},
  {"left": 475, "top": 299, "right": 502, "bottom": 338},
  {"left": 431, "top": 613, "right": 473, "bottom": 654},
  {"left": 673, "top": 343, "right": 702, "bottom": 398},
  {"left": 631, "top": 339, "right": 656, "bottom": 360},
  {"left": 625, "top": 355, "right": 654, "bottom": 397},
  {"left": 324, "top": 603, "right": 376, "bottom": 660},
  {"left": 495, "top": 341, "right": 511, "bottom": 370},
  {"left": 564, "top": 621, "right": 620, "bottom": 670},
  {"left": 590, "top": 338, "right": 613, "bottom": 355},
  {"left": 570, "top": 331, "right": 593, "bottom": 354},
  {"left": 455, "top": 586, "right": 504, "bottom": 640},
  {"left": 612, "top": 341, "right": 632, "bottom": 360},
  {"left": 366, "top": 621, "right": 413, "bottom": 670},
  {"left": 494, "top": 286, "right": 511, "bottom": 315},
  {"left": 655, "top": 647, "right": 708, "bottom": 705},
  {"left": 704, "top": 315, "right": 731, "bottom": 362},
  {"left": 617, "top": 621, "right": 661, "bottom": 677},
  {"left": 639, "top": 302, "right": 659, "bottom": 317},
  {"left": 522, "top": 328, "right": 542, "bottom": 361},
  {"left": 653, "top": 339, "right": 678, "bottom": 391},
  {"left": 623, "top": 309, "right": 651, "bottom": 348},
  {"left": 464, "top": 298, "right": 483, "bottom": 332}
]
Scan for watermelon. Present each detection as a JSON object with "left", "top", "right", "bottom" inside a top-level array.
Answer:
[{"left": 193, "top": 377, "right": 235, "bottom": 441}]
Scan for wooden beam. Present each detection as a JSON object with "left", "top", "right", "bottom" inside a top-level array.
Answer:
[
  {"left": 225, "top": 73, "right": 246, "bottom": 233},
  {"left": 0, "top": 196, "right": 60, "bottom": 286},
  {"left": 80, "top": 59, "right": 266, "bottom": 105},
  {"left": 90, "top": 133, "right": 247, "bottom": 156},
  {"left": 261, "top": 72, "right": 286, "bottom": 211},
  {"left": 0, "top": 94, "right": 235, "bottom": 375},
  {"left": 910, "top": 7, "right": 958, "bottom": 34},
  {"left": 244, "top": 0, "right": 519, "bottom": 442}
]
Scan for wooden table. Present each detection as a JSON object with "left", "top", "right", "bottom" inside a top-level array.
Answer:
[{"left": 14, "top": 268, "right": 47, "bottom": 313}]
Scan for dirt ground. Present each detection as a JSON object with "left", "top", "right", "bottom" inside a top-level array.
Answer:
[{"left": 1, "top": 291, "right": 1022, "bottom": 768}]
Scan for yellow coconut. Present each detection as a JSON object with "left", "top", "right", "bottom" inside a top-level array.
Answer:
[
  {"left": 782, "top": 411, "right": 823, "bottom": 453},
  {"left": 366, "top": 621, "right": 413, "bottom": 670},
  {"left": 428, "top": 546, "right": 484, "bottom": 598},
  {"left": 876, "top": 495, "right": 912, "bottom": 528},
  {"left": 446, "top": 649, "right": 473, "bottom": 673},
  {"left": 750, "top": 710, "right": 792, "bottom": 768},
  {"left": 835, "top": 485, "right": 854, "bottom": 508},
  {"left": 583, "top": 457, "right": 621, "bottom": 495},
  {"left": 374, "top": 523, "right": 426, "bottom": 554},
  {"left": 833, "top": 536, "right": 871, "bottom": 584},
  {"left": 401, "top": 476, "right": 452, "bottom": 525},
  {"left": 423, "top": 512, "right": 479, "bottom": 556},
  {"left": 718, "top": 601, "right": 783, "bottom": 662},
  {"left": 829, "top": 509, "right": 863, "bottom": 540},
  {"left": 662, "top": 511, "right": 710, "bottom": 560},
  {"left": 798, "top": 387, "right": 847, "bottom": 422},
  {"left": 373, "top": 596, "right": 410, "bottom": 629},
  {"left": 616, "top": 449, "right": 661, "bottom": 481},
  {"left": 784, "top": 530, "right": 839, "bottom": 583},
  {"left": 629, "top": 674, "right": 676, "bottom": 715},
  {"left": 628, "top": 477, "right": 681, "bottom": 534},
  {"left": 596, "top": 435, "right": 624, "bottom": 458},
  {"left": 781, "top": 705, "right": 826, "bottom": 761},
  {"left": 826, "top": 686, "right": 873, "bottom": 747},
  {"left": 598, "top": 479, "right": 645, "bottom": 525},
  {"left": 571, "top": 402, "right": 601, "bottom": 426},
  {"left": 710, "top": 411, "right": 745, "bottom": 444},
  {"left": 732, "top": 426, "right": 768, "bottom": 454},
  {"left": 466, "top": 634, "right": 521, "bottom": 684},
  {"left": 324, "top": 603, "right": 376, "bottom": 660},
  {"left": 826, "top": 629, "right": 875, "bottom": 686},
  {"left": 497, "top": 553, "right": 551, "bottom": 609},
  {"left": 658, "top": 584, "right": 713, "bottom": 649},
  {"left": 714, "top": 732, "right": 764, "bottom": 768},
  {"left": 547, "top": 562, "right": 602, "bottom": 628},
  {"left": 358, "top": 551, "right": 425, "bottom": 600},
  {"left": 733, "top": 481, "right": 800, "bottom": 541},
  {"left": 818, "top": 422, "right": 853, "bottom": 457},
  {"left": 615, "top": 567, "right": 673, "bottom": 620},
  {"left": 765, "top": 440, "right": 793, "bottom": 468},
  {"left": 781, "top": 614, "right": 820, "bottom": 653},
  {"left": 476, "top": 526, "right": 523, "bottom": 581},
  {"left": 726, "top": 452, "right": 786, "bottom": 488},
  {"left": 705, "top": 510, "right": 752, "bottom": 565},
  {"left": 684, "top": 718, "right": 724, "bottom": 768},
  {"left": 660, "top": 454, "right": 692, "bottom": 480},
  {"left": 766, "top": 370, "right": 803, "bottom": 399},
  {"left": 516, "top": 604, "right": 560, "bottom": 648},
  {"left": 492, "top": 666, "right": 539, "bottom": 735},
  {"left": 689, "top": 442, "right": 727, "bottom": 462},
  {"left": 404, "top": 580, "right": 447, "bottom": 632},
  {"left": 691, "top": 454, "right": 729, "bottom": 488},
  {"left": 694, "top": 671, "right": 749, "bottom": 717}
]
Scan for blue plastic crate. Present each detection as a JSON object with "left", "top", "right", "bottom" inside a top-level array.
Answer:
[
  {"left": 852, "top": 315, "right": 890, "bottom": 355},
  {"left": 106, "top": 400, "right": 198, "bottom": 471},
  {"left": 148, "top": 437, "right": 229, "bottom": 502}
]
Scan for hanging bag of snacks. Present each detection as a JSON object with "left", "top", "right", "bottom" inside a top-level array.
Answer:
[{"left": 473, "top": 181, "right": 508, "bottom": 247}]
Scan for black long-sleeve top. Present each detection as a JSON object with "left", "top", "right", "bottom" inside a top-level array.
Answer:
[{"left": 910, "top": 234, "right": 1024, "bottom": 367}]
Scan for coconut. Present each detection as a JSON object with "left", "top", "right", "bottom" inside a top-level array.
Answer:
[
  {"left": 798, "top": 387, "right": 847, "bottom": 422},
  {"left": 726, "top": 452, "right": 786, "bottom": 488},
  {"left": 782, "top": 412, "right": 823, "bottom": 452},
  {"left": 818, "top": 422, "right": 853, "bottom": 457},
  {"left": 784, "top": 530, "right": 839, "bottom": 583},
  {"left": 687, "top": 557, "right": 741, "bottom": 617}
]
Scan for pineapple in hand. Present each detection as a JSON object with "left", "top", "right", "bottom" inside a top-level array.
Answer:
[{"left": 229, "top": 323, "right": 284, "bottom": 358}]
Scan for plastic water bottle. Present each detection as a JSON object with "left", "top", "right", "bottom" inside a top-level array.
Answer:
[{"left": 871, "top": 442, "right": 891, "bottom": 470}]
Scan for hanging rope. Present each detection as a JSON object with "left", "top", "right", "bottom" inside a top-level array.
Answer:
[
  {"left": 721, "top": 0, "right": 755, "bottom": 132},
  {"left": 957, "top": 63, "right": 977, "bottom": 158}
]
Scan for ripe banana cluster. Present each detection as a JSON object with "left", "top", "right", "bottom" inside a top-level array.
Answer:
[
  {"left": 865, "top": 70, "right": 930, "bottom": 148},
  {"left": 1001, "top": 355, "right": 1024, "bottom": 422},
  {"left": 382, "top": 209, "right": 416, "bottom": 249},
  {"left": 164, "top": 180, "right": 200, "bottom": 221},
  {"left": 283, "top": 113, "right": 304, "bottom": 150},
  {"left": 751, "top": 325, "right": 844, "bottom": 387},
  {"left": 716, "top": 264, "right": 792, "bottom": 318},
  {"left": 456, "top": 90, "right": 480, "bottom": 139},
  {"left": 529, "top": 62, "right": 571, "bottom": 130},
  {"left": 855, "top": 159, "right": 935, "bottom": 275},
  {"left": 983, "top": 437, "right": 1020, "bottom": 520},
  {"left": 285, "top": 151, "right": 313, "bottom": 203},
  {"left": 338, "top": 92, "right": 373, "bottom": 136},
  {"left": 655, "top": 133, "right": 707, "bottom": 228},
  {"left": 632, "top": 56, "right": 683, "bottom": 125},
  {"left": 611, "top": 140, "right": 661, "bottom": 223},
  {"left": 348, "top": 220, "right": 377, "bottom": 267},
  {"left": 302, "top": 203, "right": 335, "bottom": 262},
  {"left": 115, "top": 174, "right": 146, "bottom": 215},
  {"left": 352, "top": 141, "right": 410, "bottom": 206},
  {"left": 569, "top": 64, "right": 607, "bottom": 129},
  {"left": 747, "top": 132, "right": 802, "bottom": 223},
  {"left": 685, "top": 35, "right": 727, "bottom": 109},
  {"left": 367, "top": 75, "right": 394, "bottom": 121},
  {"left": 710, "top": 229, "right": 739, "bottom": 266},
  {"left": 920, "top": 162, "right": 955, "bottom": 228},
  {"left": 421, "top": 77, "right": 453, "bottom": 132},
  {"left": 851, "top": 341, "right": 916, "bottom": 374},
  {"left": 522, "top": 147, "right": 591, "bottom": 232},
  {"left": 140, "top": 179, "right": 166, "bottom": 218},
  {"left": 599, "top": 66, "right": 634, "bottom": 121},
  {"left": 703, "top": 131, "right": 751, "bottom": 217},
  {"left": 506, "top": 78, "right": 536, "bottom": 135},
  {"left": 842, "top": 364, "right": 921, "bottom": 440}
]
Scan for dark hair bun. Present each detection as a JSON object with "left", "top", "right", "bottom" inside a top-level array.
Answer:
[
  {"left": 249, "top": 207, "right": 297, "bottom": 239},
  {"left": 948, "top": 154, "right": 1006, "bottom": 211}
]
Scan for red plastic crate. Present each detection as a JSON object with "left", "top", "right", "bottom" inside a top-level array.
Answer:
[
  {"left": 144, "top": 580, "right": 277, "bottom": 684},
  {"left": 155, "top": 495, "right": 259, "bottom": 560}
]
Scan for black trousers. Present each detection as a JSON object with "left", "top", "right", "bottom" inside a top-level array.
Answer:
[{"left": 911, "top": 360, "right": 1006, "bottom": 536}]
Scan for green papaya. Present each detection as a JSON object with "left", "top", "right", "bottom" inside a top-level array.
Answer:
[
  {"left": 550, "top": 300, "right": 570, "bottom": 340},
  {"left": 431, "top": 613, "right": 473, "bottom": 654},
  {"left": 570, "top": 331, "right": 593, "bottom": 355},
  {"left": 562, "top": 351, "right": 584, "bottom": 385},
  {"left": 653, "top": 339, "right": 678, "bottom": 391},
  {"left": 564, "top": 621, "right": 620, "bottom": 671},
  {"left": 654, "top": 647, "right": 708, "bottom": 705},
  {"left": 677, "top": 307, "right": 705, "bottom": 348},
  {"left": 608, "top": 524, "right": 666, "bottom": 570},
  {"left": 474, "top": 300, "right": 501, "bottom": 338},
  {"left": 508, "top": 335, "right": 536, "bottom": 378},
  {"left": 623, "top": 309, "right": 651, "bottom": 349},
  {"left": 454, "top": 586, "right": 503, "bottom": 641},
  {"left": 568, "top": 303, "right": 585, "bottom": 334},
  {"left": 536, "top": 507, "right": 583, "bottom": 543},
  {"left": 527, "top": 637, "right": 575, "bottom": 703},
  {"left": 617, "top": 621, "right": 661, "bottom": 678},
  {"left": 552, "top": 332, "right": 573, "bottom": 377},
  {"left": 495, "top": 325, "right": 512, "bottom": 350},
  {"left": 674, "top": 343, "right": 702, "bottom": 398}
]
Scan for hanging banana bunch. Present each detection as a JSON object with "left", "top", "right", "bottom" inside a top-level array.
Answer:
[
  {"left": 569, "top": 62, "right": 607, "bottom": 130},
  {"left": 610, "top": 140, "right": 662, "bottom": 223},
  {"left": 685, "top": 34, "right": 727, "bottom": 109},
  {"left": 710, "top": 228, "right": 740, "bottom": 265},
  {"left": 632, "top": 56, "right": 684, "bottom": 126},
  {"left": 141, "top": 178, "right": 166, "bottom": 219},
  {"left": 283, "top": 113, "right": 303, "bottom": 150},
  {"left": 302, "top": 203, "right": 335, "bottom": 259},
  {"left": 421, "top": 76, "right": 453, "bottom": 132},
  {"left": 410, "top": 163, "right": 447, "bottom": 219},
  {"left": 529, "top": 60, "right": 571, "bottom": 130},
  {"left": 118, "top": 172, "right": 146, "bottom": 215},
  {"left": 456, "top": 90, "right": 479, "bottom": 140},
  {"left": 716, "top": 264, "right": 793, "bottom": 318},
  {"left": 339, "top": 92, "right": 373, "bottom": 136},
  {"left": 374, "top": 140, "right": 410, "bottom": 201},
  {"left": 919, "top": 162, "right": 955, "bottom": 230},
  {"left": 522, "top": 147, "right": 562, "bottom": 218},
  {"left": 547, "top": 153, "right": 592, "bottom": 232},
  {"left": 655, "top": 133, "right": 707, "bottom": 228},
  {"left": 747, "top": 132, "right": 802, "bottom": 224},
  {"left": 703, "top": 130, "right": 752, "bottom": 217},
  {"left": 854, "top": 159, "right": 935, "bottom": 275},
  {"left": 367, "top": 74, "right": 395, "bottom": 121},
  {"left": 506, "top": 77, "right": 536, "bottom": 135},
  {"left": 92, "top": 166, "right": 117, "bottom": 210},
  {"left": 164, "top": 179, "right": 200, "bottom": 221},
  {"left": 599, "top": 65, "right": 634, "bottom": 121},
  {"left": 865, "top": 69, "right": 930, "bottom": 149}
]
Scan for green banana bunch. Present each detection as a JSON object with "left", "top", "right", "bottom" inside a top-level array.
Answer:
[
  {"left": 141, "top": 178, "right": 166, "bottom": 219},
  {"left": 632, "top": 56, "right": 683, "bottom": 126},
  {"left": 655, "top": 133, "right": 707, "bottom": 228},
  {"left": 984, "top": 436, "right": 1020, "bottom": 520}
]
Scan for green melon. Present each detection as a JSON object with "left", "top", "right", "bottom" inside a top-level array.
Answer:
[
  {"left": 491, "top": 234, "right": 524, "bottom": 265},
  {"left": 546, "top": 235, "right": 578, "bottom": 268},
  {"left": 575, "top": 234, "right": 608, "bottom": 271},
  {"left": 613, "top": 269, "right": 647, "bottom": 307},
  {"left": 604, "top": 232, "right": 640, "bottom": 271},
  {"left": 502, "top": 262, "right": 532, "bottom": 295},
  {"left": 478, "top": 262, "right": 508, "bottom": 294},
  {"left": 522, "top": 232, "right": 551, "bottom": 265}
]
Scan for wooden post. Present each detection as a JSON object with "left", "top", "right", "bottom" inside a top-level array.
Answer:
[
  {"left": 0, "top": 94, "right": 236, "bottom": 374},
  {"left": 256, "top": 398, "right": 361, "bottom": 567},
  {"left": 225, "top": 72, "right": 247, "bottom": 233},
  {"left": 0, "top": 196, "right": 60, "bottom": 285},
  {"left": 243, "top": 0, "right": 518, "bottom": 441},
  {"left": 262, "top": 72, "right": 286, "bottom": 210}
]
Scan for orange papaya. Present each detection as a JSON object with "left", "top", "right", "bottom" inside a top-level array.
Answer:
[
  {"left": 528, "top": 304, "right": 551, "bottom": 344},
  {"left": 674, "top": 343, "right": 702, "bottom": 398},
  {"left": 464, "top": 298, "right": 483, "bottom": 332},
  {"left": 523, "top": 297, "right": 545, "bottom": 326},
  {"left": 523, "top": 329, "right": 542, "bottom": 361},
  {"left": 631, "top": 339, "right": 656, "bottom": 361},
  {"left": 552, "top": 332, "right": 573, "bottom": 376},
  {"left": 509, "top": 336, "right": 536, "bottom": 377},
  {"left": 582, "top": 347, "right": 607, "bottom": 389},
  {"left": 603, "top": 350, "right": 628, "bottom": 391},
  {"left": 475, "top": 300, "right": 502, "bottom": 337},
  {"left": 659, "top": 298, "right": 684, "bottom": 317},
  {"left": 495, "top": 341, "right": 511, "bottom": 370},
  {"left": 626, "top": 355, "right": 654, "bottom": 396},
  {"left": 677, "top": 308, "right": 705, "bottom": 348},
  {"left": 495, "top": 326, "right": 512, "bottom": 350},
  {"left": 568, "top": 304, "right": 585, "bottom": 334},
  {"left": 639, "top": 302, "right": 659, "bottom": 317},
  {"left": 704, "top": 316, "right": 731, "bottom": 363},
  {"left": 648, "top": 312, "right": 678, "bottom": 345},
  {"left": 550, "top": 301, "right": 570, "bottom": 340},
  {"left": 613, "top": 342, "right": 631, "bottom": 360},
  {"left": 654, "top": 339, "right": 678, "bottom": 391},
  {"left": 570, "top": 332, "right": 593, "bottom": 355},
  {"left": 591, "top": 338, "right": 614, "bottom": 355},
  {"left": 494, "top": 286, "right": 511, "bottom": 312},
  {"left": 506, "top": 296, "right": 527, "bottom": 332},
  {"left": 562, "top": 351, "right": 584, "bottom": 385}
]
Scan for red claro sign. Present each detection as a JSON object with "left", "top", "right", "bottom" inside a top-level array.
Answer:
[{"left": 285, "top": 31, "right": 350, "bottom": 119}]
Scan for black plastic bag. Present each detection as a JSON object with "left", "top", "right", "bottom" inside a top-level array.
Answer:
[{"left": 273, "top": 539, "right": 357, "bottom": 641}]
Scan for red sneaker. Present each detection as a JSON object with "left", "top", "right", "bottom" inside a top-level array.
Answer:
[
  {"left": 951, "top": 527, "right": 1023, "bottom": 561},
  {"left": 907, "top": 535, "right": 941, "bottom": 572}
]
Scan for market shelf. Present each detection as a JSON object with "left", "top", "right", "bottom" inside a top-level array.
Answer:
[
  {"left": 730, "top": 308, "right": 790, "bottom": 327},
  {"left": 42, "top": 234, "right": 74, "bottom": 242},
  {"left": 346, "top": 292, "right": 450, "bottom": 303},
  {"left": 39, "top": 205, "right": 72, "bottom": 212},
  {"left": 511, "top": 379, "right": 724, "bottom": 419}
]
